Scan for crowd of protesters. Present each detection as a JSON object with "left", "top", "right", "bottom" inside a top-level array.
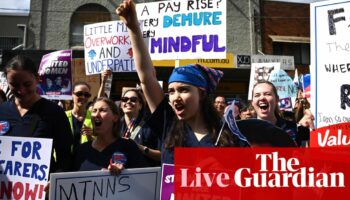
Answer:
[{"left": 0, "top": 0, "right": 315, "bottom": 187}]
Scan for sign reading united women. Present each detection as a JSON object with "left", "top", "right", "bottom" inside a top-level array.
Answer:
[{"left": 136, "top": 0, "right": 227, "bottom": 60}]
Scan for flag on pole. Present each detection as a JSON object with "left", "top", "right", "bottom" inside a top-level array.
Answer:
[{"left": 224, "top": 100, "right": 249, "bottom": 145}]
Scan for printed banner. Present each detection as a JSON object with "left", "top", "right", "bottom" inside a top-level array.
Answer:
[
  {"left": 50, "top": 167, "right": 161, "bottom": 200},
  {"left": 251, "top": 55, "right": 295, "bottom": 70},
  {"left": 161, "top": 164, "right": 174, "bottom": 200},
  {"left": 84, "top": 21, "right": 135, "bottom": 75},
  {"left": 0, "top": 136, "right": 52, "bottom": 200},
  {"left": 136, "top": 0, "right": 226, "bottom": 60},
  {"left": 38, "top": 49, "right": 72, "bottom": 100},
  {"left": 311, "top": 0, "right": 350, "bottom": 128},
  {"left": 311, "top": 122, "right": 350, "bottom": 147},
  {"left": 248, "top": 63, "right": 280, "bottom": 100},
  {"left": 279, "top": 97, "right": 293, "bottom": 111},
  {"left": 175, "top": 147, "right": 350, "bottom": 200}
]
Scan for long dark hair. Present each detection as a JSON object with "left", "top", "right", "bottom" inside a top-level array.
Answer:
[
  {"left": 4, "top": 55, "right": 38, "bottom": 77},
  {"left": 92, "top": 97, "right": 121, "bottom": 138},
  {"left": 165, "top": 90, "right": 240, "bottom": 149}
]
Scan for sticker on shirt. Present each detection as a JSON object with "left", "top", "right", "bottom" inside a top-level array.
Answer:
[
  {"left": 0, "top": 121, "right": 10, "bottom": 135},
  {"left": 111, "top": 152, "right": 127, "bottom": 164}
]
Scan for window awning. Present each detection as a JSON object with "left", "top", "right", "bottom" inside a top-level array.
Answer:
[{"left": 269, "top": 35, "right": 310, "bottom": 43}]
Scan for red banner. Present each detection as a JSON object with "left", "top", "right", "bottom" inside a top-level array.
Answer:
[
  {"left": 311, "top": 122, "right": 350, "bottom": 147},
  {"left": 175, "top": 147, "right": 350, "bottom": 200}
]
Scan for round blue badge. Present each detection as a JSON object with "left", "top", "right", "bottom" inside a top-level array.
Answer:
[
  {"left": 111, "top": 152, "right": 127, "bottom": 164},
  {"left": 0, "top": 121, "right": 10, "bottom": 135}
]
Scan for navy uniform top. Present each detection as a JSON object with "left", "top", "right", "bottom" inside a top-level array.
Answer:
[
  {"left": 120, "top": 114, "right": 160, "bottom": 167},
  {"left": 276, "top": 116, "right": 309, "bottom": 147},
  {"left": 74, "top": 138, "right": 147, "bottom": 171},
  {"left": 147, "top": 98, "right": 215, "bottom": 164},
  {"left": 0, "top": 98, "right": 74, "bottom": 172}
]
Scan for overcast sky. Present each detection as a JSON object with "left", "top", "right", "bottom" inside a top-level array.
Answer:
[{"left": 0, "top": 0, "right": 30, "bottom": 16}]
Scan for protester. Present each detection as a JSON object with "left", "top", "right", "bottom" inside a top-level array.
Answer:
[
  {"left": 0, "top": 89, "right": 6, "bottom": 103},
  {"left": 239, "top": 101, "right": 256, "bottom": 120},
  {"left": 214, "top": 96, "right": 227, "bottom": 116},
  {"left": 0, "top": 55, "right": 73, "bottom": 172},
  {"left": 116, "top": 0, "right": 249, "bottom": 164},
  {"left": 65, "top": 81, "right": 94, "bottom": 156},
  {"left": 74, "top": 97, "right": 146, "bottom": 173},
  {"left": 120, "top": 88, "right": 161, "bottom": 166},
  {"left": 251, "top": 80, "right": 313, "bottom": 146}
]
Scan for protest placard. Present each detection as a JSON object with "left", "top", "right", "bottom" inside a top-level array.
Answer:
[
  {"left": 50, "top": 167, "right": 161, "bottom": 200},
  {"left": 136, "top": 0, "right": 226, "bottom": 60},
  {"left": 0, "top": 136, "right": 52, "bottom": 200},
  {"left": 268, "top": 69, "right": 297, "bottom": 99},
  {"left": 84, "top": 21, "right": 135, "bottom": 75},
  {"left": 38, "top": 49, "right": 73, "bottom": 100},
  {"left": 160, "top": 164, "right": 174, "bottom": 200},
  {"left": 248, "top": 63, "right": 280, "bottom": 100},
  {"left": 311, "top": 0, "right": 350, "bottom": 129}
]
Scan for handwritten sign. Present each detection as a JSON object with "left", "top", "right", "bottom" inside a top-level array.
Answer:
[
  {"left": 311, "top": 0, "right": 350, "bottom": 128},
  {"left": 38, "top": 50, "right": 73, "bottom": 100},
  {"left": 136, "top": 0, "right": 226, "bottom": 60},
  {"left": 50, "top": 167, "right": 161, "bottom": 200},
  {"left": 160, "top": 164, "right": 174, "bottom": 200},
  {"left": 0, "top": 136, "right": 52, "bottom": 200},
  {"left": 248, "top": 63, "right": 280, "bottom": 100},
  {"left": 84, "top": 21, "right": 135, "bottom": 75},
  {"left": 268, "top": 69, "right": 297, "bottom": 99}
]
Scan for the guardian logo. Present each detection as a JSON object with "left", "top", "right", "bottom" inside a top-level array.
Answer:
[{"left": 180, "top": 152, "right": 345, "bottom": 188}]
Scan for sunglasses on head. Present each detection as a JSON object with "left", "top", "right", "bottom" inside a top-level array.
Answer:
[
  {"left": 121, "top": 96, "right": 138, "bottom": 103},
  {"left": 74, "top": 91, "right": 91, "bottom": 98}
]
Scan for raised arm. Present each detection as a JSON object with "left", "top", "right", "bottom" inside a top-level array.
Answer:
[{"left": 116, "top": 0, "right": 164, "bottom": 113}]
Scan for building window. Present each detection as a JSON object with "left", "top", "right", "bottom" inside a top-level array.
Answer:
[
  {"left": 70, "top": 4, "right": 111, "bottom": 47},
  {"left": 0, "top": 37, "right": 22, "bottom": 50},
  {"left": 273, "top": 42, "right": 310, "bottom": 65}
]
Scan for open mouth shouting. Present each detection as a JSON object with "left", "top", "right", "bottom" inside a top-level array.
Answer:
[
  {"left": 257, "top": 100, "right": 270, "bottom": 115},
  {"left": 173, "top": 102, "right": 185, "bottom": 118},
  {"left": 94, "top": 118, "right": 102, "bottom": 127}
]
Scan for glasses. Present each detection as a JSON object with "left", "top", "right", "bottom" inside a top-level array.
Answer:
[
  {"left": 121, "top": 96, "right": 138, "bottom": 103},
  {"left": 74, "top": 91, "right": 91, "bottom": 98}
]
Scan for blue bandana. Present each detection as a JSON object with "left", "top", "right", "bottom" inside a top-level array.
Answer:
[{"left": 168, "top": 64, "right": 223, "bottom": 93}]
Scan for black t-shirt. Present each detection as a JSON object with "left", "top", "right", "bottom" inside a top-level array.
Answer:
[
  {"left": 0, "top": 98, "right": 73, "bottom": 172},
  {"left": 74, "top": 138, "right": 147, "bottom": 171}
]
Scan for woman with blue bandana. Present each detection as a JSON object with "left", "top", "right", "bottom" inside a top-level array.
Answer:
[{"left": 116, "top": 0, "right": 249, "bottom": 164}]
